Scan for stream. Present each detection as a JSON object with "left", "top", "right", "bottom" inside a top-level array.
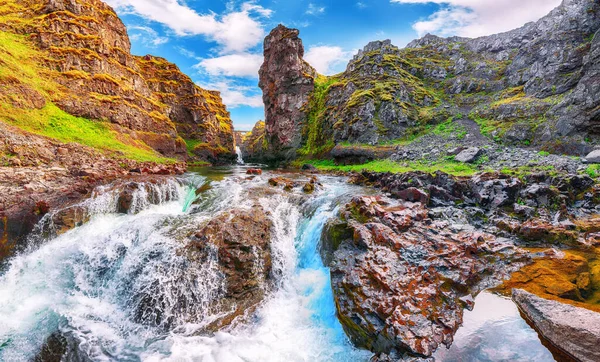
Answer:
[{"left": 0, "top": 166, "right": 558, "bottom": 361}]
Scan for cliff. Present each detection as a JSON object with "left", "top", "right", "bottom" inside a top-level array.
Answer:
[
  {"left": 257, "top": 0, "right": 600, "bottom": 161},
  {"left": 258, "top": 25, "right": 318, "bottom": 161},
  {"left": 0, "top": 0, "right": 235, "bottom": 163}
]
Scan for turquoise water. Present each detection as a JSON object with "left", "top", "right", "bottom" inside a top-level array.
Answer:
[{"left": 0, "top": 166, "right": 557, "bottom": 361}]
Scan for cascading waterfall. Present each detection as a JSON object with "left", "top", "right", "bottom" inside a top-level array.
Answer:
[
  {"left": 0, "top": 168, "right": 554, "bottom": 361},
  {"left": 235, "top": 146, "right": 245, "bottom": 165},
  {"left": 0, "top": 170, "right": 369, "bottom": 362}
]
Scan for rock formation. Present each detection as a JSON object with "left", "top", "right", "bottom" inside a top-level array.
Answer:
[
  {"left": 256, "top": 0, "right": 600, "bottom": 160},
  {"left": 259, "top": 25, "right": 317, "bottom": 161},
  {"left": 185, "top": 205, "right": 273, "bottom": 331},
  {"left": 513, "top": 289, "right": 600, "bottom": 362},
  {"left": 323, "top": 195, "right": 527, "bottom": 357},
  {"left": 0, "top": 0, "right": 235, "bottom": 162}
]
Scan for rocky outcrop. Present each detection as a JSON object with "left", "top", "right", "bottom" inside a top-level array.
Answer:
[
  {"left": 257, "top": 0, "right": 600, "bottom": 159},
  {"left": 258, "top": 25, "right": 317, "bottom": 161},
  {"left": 136, "top": 55, "right": 235, "bottom": 163},
  {"left": 240, "top": 121, "right": 267, "bottom": 162},
  {"left": 0, "top": 0, "right": 234, "bottom": 161},
  {"left": 185, "top": 206, "right": 273, "bottom": 331},
  {"left": 0, "top": 122, "right": 186, "bottom": 260},
  {"left": 513, "top": 289, "right": 600, "bottom": 362},
  {"left": 323, "top": 195, "right": 527, "bottom": 357}
]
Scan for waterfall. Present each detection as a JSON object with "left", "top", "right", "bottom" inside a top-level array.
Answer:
[
  {"left": 236, "top": 146, "right": 245, "bottom": 164},
  {"left": 0, "top": 171, "right": 369, "bottom": 362}
]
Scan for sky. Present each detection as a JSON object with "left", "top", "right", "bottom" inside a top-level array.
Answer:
[{"left": 104, "top": 0, "right": 562, "bottom": 131}]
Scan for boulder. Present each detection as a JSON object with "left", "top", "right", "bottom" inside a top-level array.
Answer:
[
  {"left": 512, "top": 289, "right": 600, "bottom": 362},
  {"left": 584, "top": 150, "right": 600, "bottom": 164},
  {"left": 324, "top": 196, "right": 527, "bottom": 357},
  {"left": 454, "top": 147, "right": 481, "bottom": 163}
]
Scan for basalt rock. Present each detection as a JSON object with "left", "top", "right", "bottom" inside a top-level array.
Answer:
[
  {"left": 513, "top": 289, "right": 600, "bottom": 362},
  {"left": 257, "top": 0, "right": 600, "bottom": 157},
  {"left": 324, "top": 195, "right": 527, "bottom": 357},
  {"left": 186, "top": 206, "right": 273, "bottom": 331},
  {"left": 258, "top": 25, "right": 317, "bottom": 161}
]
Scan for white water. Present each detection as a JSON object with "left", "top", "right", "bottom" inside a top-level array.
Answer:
[
  {"left": 0, "top": 169, "right": 370, "bottom": 361},
  {"left": 235, "top": 146, "right": 245, "bottom": 165}
]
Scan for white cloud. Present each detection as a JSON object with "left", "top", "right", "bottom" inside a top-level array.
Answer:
[
  {"left": 198, "top": 81, "right": 263, "bottom": 108},
  {"left": 391, "top": 0, "right": 562, "bottom": 37},
  {"left": 128, "top": 26, "right": 169, "bottom": 47},
  {"left": 306, "top": 3, "right": 326, "bottom": 15},
  {"left": 195, "top": 53, "right": 263, "bottom": 78},
  {"left": 105, "top": 0, "right": 272, "bottom": 53},
  {"left": 304, "top": 46, "right": 352, "bottom": 75}
]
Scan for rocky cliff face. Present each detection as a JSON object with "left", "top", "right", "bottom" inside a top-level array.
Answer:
[
  {"left": 259, "top": 25, "right": 317, "bottom": 161},
  {"left": 257, "top": 0, "right": 600, "bottom": 159},
  {"left": 0, "top": 0, "right": 234, "bottom": 162}
]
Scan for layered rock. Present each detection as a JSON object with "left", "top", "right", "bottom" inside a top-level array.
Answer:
[
  {"left": 136, "top": 55, "right": 235, "bottom": 163},
  {"left": 240, "top": 121, "right": 267, "bottom": 162},
  {"left": 259, "top": 25, "right": 317, "bottom": 161},
  {"left": 0, "top": 0, "right": 234, "bottom": 161},
  {"left": 256, "top": 0, "right": 600, "bottom": 159},
  {"left": 513, "top": 289, "right": 600, "bottom": 362},
  {"left": 323, "top": 195, "right": 527, "bottom": 357}
]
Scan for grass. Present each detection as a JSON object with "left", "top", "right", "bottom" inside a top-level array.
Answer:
[
  {"left": 0, "top": 30, "right": 172, "bottom": 163},
  {"left": 585, "top": 165, "right": 600, "bottom": 178},
  {"left": 298, "top": 74, "right": 336, "bottom": 156},
  {"left": 302, "top": 159, "right": 479, "bottom": 176}
]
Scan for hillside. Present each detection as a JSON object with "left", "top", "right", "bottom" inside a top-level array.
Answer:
[
  {"left": 0, "top": 0, "right": 235, "bottom": 165},
  {"left": 249, "top": 0, "right": 600, "bottom": 166}
]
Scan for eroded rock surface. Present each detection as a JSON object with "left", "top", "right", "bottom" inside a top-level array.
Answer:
[
  {"left": 259, "top": 25, "right": 317, "bottom": 161},
  {"left": 324, "top": 195, "right": 527, "bottom": 357}
]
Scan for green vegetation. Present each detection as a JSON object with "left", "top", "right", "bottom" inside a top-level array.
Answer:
[
  {"left": 301, "top": 159, "right": 479, "bottom": 176},
  {"left": 298, "top": 75, "right": 336, "bottom": 156},
  {"left": 538, "top": 151, "right": 550, "bottom": 157},
  {"left": 585, "top": 165, "right": 600, "bottom": 178},
  {"left": 432, "top": 117, "right": 467, "bottom": 139},
  {"left": 0, "top": 29, "right": 171, "bottom": 163}
]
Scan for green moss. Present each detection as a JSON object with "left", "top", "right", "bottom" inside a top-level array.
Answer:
[
  {"left": 298, "top": 75, "right": 336, "bottom": 156},
  {"left": 305, "top": 159, "right": 479, "bottom": 176},
  {"left": 0, "top": 30, "right": 171, "bottom": 163}
]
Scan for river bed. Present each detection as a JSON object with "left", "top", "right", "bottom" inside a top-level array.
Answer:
[{"left": 0, "top": 166, "right": 560, "bottom": 361}]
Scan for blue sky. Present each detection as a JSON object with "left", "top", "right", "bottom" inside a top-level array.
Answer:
[{"left": 105, "top": 0, "right": 561, "bottom": 131}]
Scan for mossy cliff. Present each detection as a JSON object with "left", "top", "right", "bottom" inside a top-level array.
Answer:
[
  {"left": 256, "top": 0, "right": 600, "bottom": 162},
  {"left": 0, "top": 0, "right": 235, "bottom": 163}
]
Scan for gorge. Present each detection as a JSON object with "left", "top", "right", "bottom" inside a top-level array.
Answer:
[{"left": 2, "top": 0, "right": 600, "bottom": 361}]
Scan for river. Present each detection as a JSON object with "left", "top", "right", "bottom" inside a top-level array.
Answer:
[{"left": 0, "top": 166, "right": 557, "bottom": 361}]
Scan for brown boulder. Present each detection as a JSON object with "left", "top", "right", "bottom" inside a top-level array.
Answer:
[{"left": 324, "top": 196, "right": 528, "bottom": 357}]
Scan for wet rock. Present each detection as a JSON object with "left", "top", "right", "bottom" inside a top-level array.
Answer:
[
  {"left": 187, "top": 206, "right": 273, "bottom": 331},
  {"left": 518, "top": 219, "right": 579, "bottom": 247},
  {"left": 301, "top": 163, "right": 317, "bottom": 171},
  {"left": 469, "top": 174, "right": 521, "bottom": 208},
  {"left": 513, "top": 289, "right": 600, "bottom": 362},
  {"left": 268, "top": 177, "right": 297, "bottom": 191},
  {"left": 246, "top": 168, "right": 263, "bottom": 175},
  {"left": 391, "top": 187, "right": 429, "bottom": 204},
  {"left": 325, "top": 196, "right": 527, "bottom": 357},
  {"left": 454, "top": 147, "right": 481, "bottom": 163}
]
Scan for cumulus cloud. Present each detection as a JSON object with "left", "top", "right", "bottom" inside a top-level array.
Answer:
[
  {"left": 304, "top": 46, "right": 352, "bottom": 75},
  {"left": 195, "top": 53, "right": 263, "bottom": 78},
  {"left": 198, "top": 81, "right": 263, "bottom": 108},
  {"left": 105, "top": 0, "right": 272, "bottom": 53},
  {"left": 391, "top": 0, "right": 561, "bottom": 37},
  {"left": 306, "top": 3, "right": 326, "bottom": 15},
  {"left": 128, "top": 26, "right": 169, "bottom": 47}
]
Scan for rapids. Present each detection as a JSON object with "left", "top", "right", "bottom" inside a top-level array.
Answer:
[{"left": 0, "top": 166, "right": 559, "bottom": 361}]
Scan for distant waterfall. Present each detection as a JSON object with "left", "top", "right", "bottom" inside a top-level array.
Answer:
[{"left": 236, "top": 146, "right": 245, "bottom": 164}]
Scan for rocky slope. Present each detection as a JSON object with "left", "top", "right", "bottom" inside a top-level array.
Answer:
[
  {"left": 0, "top": 0, "right": 235, "bottom": 162},
  {"left": 256, "top": 0, "right": 600, "bottom": 162}
]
